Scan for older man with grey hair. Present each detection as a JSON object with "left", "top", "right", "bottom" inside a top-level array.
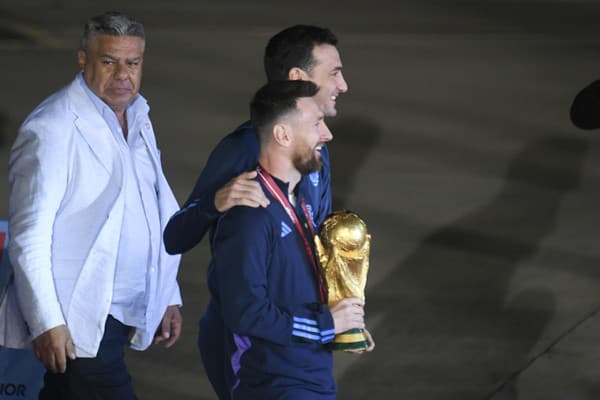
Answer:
[{"left": 0, "top": 11, "right": 182, "bottom": 399}]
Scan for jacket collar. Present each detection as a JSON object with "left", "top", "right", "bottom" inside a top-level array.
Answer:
[{"left": 64, "top": 76, "right": 118, "bottom": 174}]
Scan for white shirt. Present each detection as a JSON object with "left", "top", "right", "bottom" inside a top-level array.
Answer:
[{"left": 82, "top": 74, "right": 161, "bottom": 330}]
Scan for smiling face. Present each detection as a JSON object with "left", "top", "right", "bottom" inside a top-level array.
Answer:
[
  {"left": 77, "top": 34, "right": 144, "bottom": 116},
  {"left": 305, "top": 44, "right": 348, "bottom": 117},
  {"left": 289, "top": 97, "right": 333, "bottom": 175}
]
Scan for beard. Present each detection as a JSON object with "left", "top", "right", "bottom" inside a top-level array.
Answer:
[{"left": 293, "top": 147, "right": 322, "bottom": 176}]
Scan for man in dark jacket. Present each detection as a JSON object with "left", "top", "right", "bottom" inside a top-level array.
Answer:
[{"left": 211, "top": 80, "right": 366, "bottom": 400}]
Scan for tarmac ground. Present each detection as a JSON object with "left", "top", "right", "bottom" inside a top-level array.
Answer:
[{"left": 2, "top": 1, "right": 600, "bottom": 399}]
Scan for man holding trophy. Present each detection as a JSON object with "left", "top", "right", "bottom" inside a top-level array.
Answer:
[{"left": 208, "top": 80, "right": 373, "bottom": 400}]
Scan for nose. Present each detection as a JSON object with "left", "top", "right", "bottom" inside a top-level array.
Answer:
[
  {"left": 114, "top": 62, "right": 128, "bottom": 79},
  {"left": 337, "top": 72, "right": 348, "bottom": 93},
  {"left": 321, "top": 121, "right": 333, "bottom": 143}
]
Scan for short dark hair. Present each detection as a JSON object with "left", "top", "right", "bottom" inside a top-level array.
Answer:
[
  {"left": 250, "top": 80, "right": 319, "bottom": 144},
  {"left": 81, "top": 11, "right": 145, "bottom": 50},
  {"left": 264, "top": 25, "right": 338, "bottom": 81}
]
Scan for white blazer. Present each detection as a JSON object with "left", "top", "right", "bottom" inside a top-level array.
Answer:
[{"left": 0, "top": 76, "right": 182, "bottom": 357}]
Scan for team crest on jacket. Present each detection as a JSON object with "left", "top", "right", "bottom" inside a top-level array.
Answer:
[
  {"left": 281, "top": 221, "right": 292, "bottom": 238},
  {"left": 309, "top": 172, "right": 319, "bottom": 187}
]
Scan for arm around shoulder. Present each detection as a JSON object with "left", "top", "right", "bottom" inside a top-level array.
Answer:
[{"left": 163, "top": 125, "right": 262, "bottom": 254}]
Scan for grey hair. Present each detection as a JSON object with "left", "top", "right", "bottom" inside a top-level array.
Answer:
[{"left": 81, "top": 11, "right": 145, "bottom": 50}]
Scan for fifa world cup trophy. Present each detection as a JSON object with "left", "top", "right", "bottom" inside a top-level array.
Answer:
[{"left": 315, "top": 210, "right": 371, "bottom": 351}]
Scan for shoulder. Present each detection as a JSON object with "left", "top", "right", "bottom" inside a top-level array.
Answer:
[
  {"left": 20, "top": 78, "right": 82, "bottom": 133},
  {"left": 223, "top": 203, "right": 272, "bottom": 230},
  {"left": 25, "top": 87, "right": 72, "bottom": 122},
  {"left": 16, "top": 96, "right": 78, "bottom": 154},
  {"left": 212, "top": 206, "right": 275, "bottom": 256},
  {"left": 216, "top": 202, "right": 283, "bottom": 244},
  {"left": 212, "top": 121, "right": 259, "bottom": 157},
  {"left": 226, "top": 121, "right": 258, "bottom": 142},
  {"left": 200, "top": 121, "right": 260, "bottom": 178}
]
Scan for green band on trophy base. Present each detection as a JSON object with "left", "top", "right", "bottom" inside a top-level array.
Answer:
[{"left": 326, "top": 328, "right": 368, "bottom": 351}]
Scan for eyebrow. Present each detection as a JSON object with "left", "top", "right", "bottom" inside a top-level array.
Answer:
[{"left": 99, "top": 54, "right": 142, "bottom": 62}]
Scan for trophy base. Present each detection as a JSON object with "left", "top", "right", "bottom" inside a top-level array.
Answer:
[{"left": 326, "top": 328, "right": 368, "bottom": 352}]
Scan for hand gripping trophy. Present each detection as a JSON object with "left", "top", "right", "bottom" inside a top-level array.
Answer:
[{"left": 315, "top": 210, "right": 370, "bottom": 351}]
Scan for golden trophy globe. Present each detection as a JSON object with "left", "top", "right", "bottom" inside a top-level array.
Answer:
[{"left": 315, "top": 210, "right": 371, "bottom": 351}]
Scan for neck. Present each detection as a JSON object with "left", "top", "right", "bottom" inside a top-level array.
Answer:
[{"left": 259, "top": 149, "right": 301, "bottom": 194}]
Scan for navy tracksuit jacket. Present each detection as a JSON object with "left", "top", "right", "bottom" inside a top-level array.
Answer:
[
  {"left": 212, "top": 175, "right": 336, "bottom": 400},
  {"left": 163, "top": 121, "right": 333, "bottom": 399}
]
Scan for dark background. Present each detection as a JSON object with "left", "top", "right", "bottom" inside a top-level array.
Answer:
[{"left": 2, "top": 1, "right": 600, "bottom": 399}]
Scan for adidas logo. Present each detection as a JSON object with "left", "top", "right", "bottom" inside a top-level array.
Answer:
[
  {"left": 309, "top": 172, "right": 319, "bottom": 187},
  {"left": 281, "top": 221, "right": 292, "bottom": 238}
]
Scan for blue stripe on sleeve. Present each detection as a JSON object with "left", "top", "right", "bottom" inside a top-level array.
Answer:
[
  {"left": 321, "top": 334, "right": 335, "bottom": 344},
  {"left": 293, "top": 316, "right": 317, "bottom": 326},
  {"left": 293, "top": 323, "right": 320, "bottom": 334},
  {"left": 293, "top": 330, "right": 321, "bottom": 341},
  {"left": 320, "top": 328, "right": 335, "bottom": 337}
]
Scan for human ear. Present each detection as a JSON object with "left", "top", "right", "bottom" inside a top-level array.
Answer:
[
  {"left": 273, "top": 123, "right": 292, "bottom": 147},
  {"left": 77, "top": 49, "right": 87, "bottom": 71},
  {"left": 288, "top": 67, "right": 308, "bottom": 81}
]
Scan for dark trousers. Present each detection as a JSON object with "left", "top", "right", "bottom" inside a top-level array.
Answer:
[{"left": 39, "top": 315, "right": 137, "bottom": 400}]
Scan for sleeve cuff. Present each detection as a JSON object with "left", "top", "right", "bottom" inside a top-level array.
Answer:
[
  {"left": 292, "top": 303, "right": 335, "bottom": 344},
  {"left": 169, "top": 285, "right": 183, "bottom": 307},
  {"left": 29, "top": 309, "right": 66, "bottom": 341}
]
